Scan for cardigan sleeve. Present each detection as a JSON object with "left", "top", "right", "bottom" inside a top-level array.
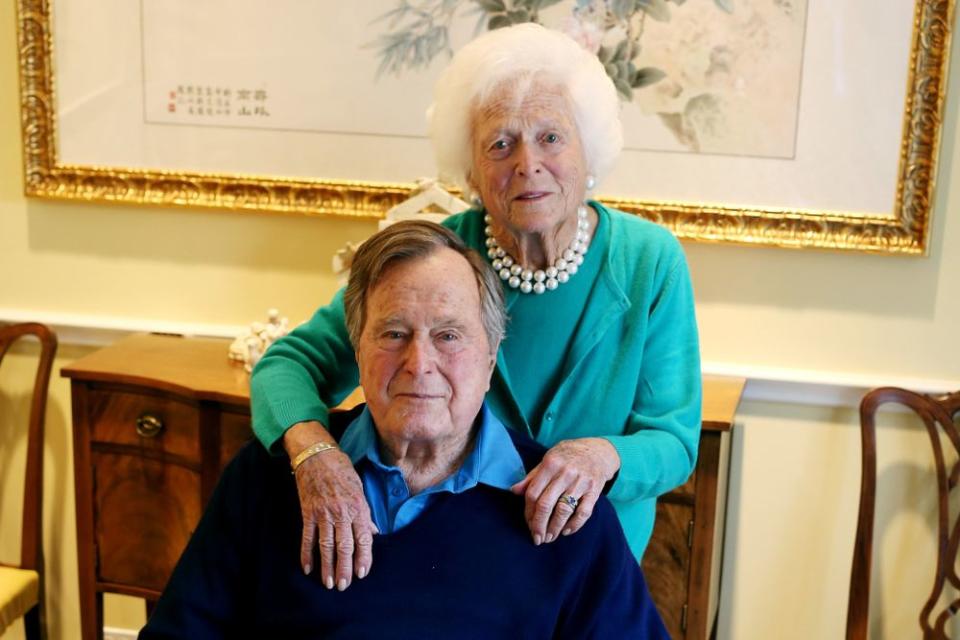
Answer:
[
  {"left": 603, "top": 249, "right": 702, "bottom": 503},
  {"left": 249, "top": 288, "right": 360, "bottom": 454}
]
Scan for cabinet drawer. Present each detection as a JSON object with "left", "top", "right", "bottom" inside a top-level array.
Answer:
[
  {"left": 88, "top": 388, "right": 200, "bottom": 463},
  {"left": 93, "top": 451, "right": 201, "bottom": 593}
]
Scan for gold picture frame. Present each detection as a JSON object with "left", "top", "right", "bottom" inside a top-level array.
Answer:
[{"left": 16, "top": 0, "right": 955, "bottom": 254}]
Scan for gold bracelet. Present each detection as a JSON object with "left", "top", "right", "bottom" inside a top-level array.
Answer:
[{"left": 290, "top": 441, "right": 339, "bottom": 474}]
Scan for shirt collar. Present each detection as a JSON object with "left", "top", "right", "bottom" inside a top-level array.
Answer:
[{"left": 339, "top": 403, "right": 526, "bottom": 492}]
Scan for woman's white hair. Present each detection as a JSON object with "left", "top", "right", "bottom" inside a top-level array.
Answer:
[{"left": 427, "top": 23, "right": 623, "bottom": 193}]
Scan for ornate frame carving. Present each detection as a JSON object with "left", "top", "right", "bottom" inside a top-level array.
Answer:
[{"left": 16, "top": 0, "right": 955, "bottom": 253}]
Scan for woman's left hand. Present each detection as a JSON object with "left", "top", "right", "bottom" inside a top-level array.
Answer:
[{"left": 511, "top": 437, "right": 621, "bottom": 544}]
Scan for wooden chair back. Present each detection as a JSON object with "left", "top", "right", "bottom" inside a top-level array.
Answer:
[
  {"left": 0, "top": 322, "right": 57, "bottom": 637},
  {"left": 847, "top": 387, "right": 960, "bottom": 640}
]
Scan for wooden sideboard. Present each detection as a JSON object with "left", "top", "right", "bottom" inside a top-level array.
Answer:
[
  {"left": 63, "top": 334, "right": 743, "bottom": 640},
  {"left": 643, "top": 375, "right": 742, "bottom": 639}
]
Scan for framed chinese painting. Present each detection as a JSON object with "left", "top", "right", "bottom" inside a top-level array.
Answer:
[{"left": 16, "top": 0, "right": 956, "bottom": 253}]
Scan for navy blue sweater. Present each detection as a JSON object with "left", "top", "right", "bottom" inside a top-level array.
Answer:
[{"left": 140, "top": 425, "right": 668, "bottom": 639}]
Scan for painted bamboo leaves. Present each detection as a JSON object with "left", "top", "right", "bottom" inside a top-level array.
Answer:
[{"left": 367, "top": 0, "right": 734, "bottom": 101}]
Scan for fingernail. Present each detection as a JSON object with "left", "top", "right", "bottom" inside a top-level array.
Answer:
[
  {"left": 338, "top": 579, "right": 347, "bottom": 591},
  {"left": 533, "top": 534, "right": 542, "bottom": 546},
  {"left": 358, "top": 566, "right": 367, "bottom": 579},
  {"left": 304, "top": 564, "right": 311, "bottom": 575},
  {"left": 545, "top": 533, "right": 555, "bottom": 543},
  {"left": 563, "top": 528, "right": 572, "bottom": 536},
  {"left": 325, "top": 576, "right": 334, "bottom": 590}
]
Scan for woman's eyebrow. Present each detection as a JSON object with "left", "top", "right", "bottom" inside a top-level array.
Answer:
[
  {"left": 481, "top": 126, "right": 513, "bottom": 141},
  {"left": 535, "top": 117, "right": 569, "bottom": 130}
]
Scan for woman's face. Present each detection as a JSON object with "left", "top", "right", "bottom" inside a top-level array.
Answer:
[{"left": 468, "top": 83, "right": 587, "bottom": 238}]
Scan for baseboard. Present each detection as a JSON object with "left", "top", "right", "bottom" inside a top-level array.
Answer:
[{"left": 103, "top": 627, "right": 138, "bottom": 640}]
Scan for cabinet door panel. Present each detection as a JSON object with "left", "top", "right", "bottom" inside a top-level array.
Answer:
[
  {"left": 643, "top": 500, "right": 693, "bottom": 639},
  {"left": 93, "top": 452, "right": 201, "bottom": 593}
]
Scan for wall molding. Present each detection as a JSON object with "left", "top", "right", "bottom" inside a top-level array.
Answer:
[
  {"left": 0, "top": 308, "right": 245, "bottom": 346},
  {"left": 3, "top": 309, "right": 956, "bottom": 407},
  {"left": 703, "top": 361, "right": 958, "bottom": 409}
]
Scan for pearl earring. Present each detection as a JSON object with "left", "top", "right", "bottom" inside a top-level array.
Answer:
[
  {"left": 471, "top": 193, "right": 483, "bottom": 208},
  {"left": 585, "top": 175, "right": 596, "bottom": 191}
]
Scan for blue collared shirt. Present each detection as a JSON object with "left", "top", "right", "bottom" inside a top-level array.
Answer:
[{"left": 339, "top": 403, "right": 527, "bottom": 533}]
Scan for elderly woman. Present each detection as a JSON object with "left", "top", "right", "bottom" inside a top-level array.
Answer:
[
  {"left": 142, "top": 221, "right": 668, "bottom": 638},
  {"left": 251, "top": 23, "right": 701, "bottom": 591}
]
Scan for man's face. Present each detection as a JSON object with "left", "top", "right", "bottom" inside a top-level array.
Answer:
[{"left": 356, "top": 247, "right": 496, "bottom": 449}]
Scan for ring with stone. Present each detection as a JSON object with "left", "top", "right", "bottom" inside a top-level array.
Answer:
[{"left": 557, "top": 494, "right": 579, "bottom": 509}]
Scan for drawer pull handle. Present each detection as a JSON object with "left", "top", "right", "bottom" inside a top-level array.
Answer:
[{"left": 135, "top": 414, "right": 164, "bottom": 438}]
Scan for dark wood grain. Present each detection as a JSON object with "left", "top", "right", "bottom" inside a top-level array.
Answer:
[
  {"left": 687, "top": 431, "right": 723, "bottom": 639},
  {"left": 643, "top": 500, "right": 693, "bottom": 637},
  {"left": 70, "top": 382, "right": 101, "bottom": 640},
  {"left": 92, "top": 452, "right": 201, "bottom": 594}
]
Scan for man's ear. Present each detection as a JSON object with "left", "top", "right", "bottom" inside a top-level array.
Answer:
[
  {"left": 484, "top": 351, "right": 497, "bottom": 394},
  {"left": 488, "top": 340, "right": 500, "bottom": 374}
]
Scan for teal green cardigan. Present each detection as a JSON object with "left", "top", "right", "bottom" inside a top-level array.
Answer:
[{"left": 251, "top": 202, "right": 702, "bottom": 559}]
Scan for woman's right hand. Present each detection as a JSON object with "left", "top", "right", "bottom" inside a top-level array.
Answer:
[{"left": 285, "top": 421, "right": 377, "bottom": 591}]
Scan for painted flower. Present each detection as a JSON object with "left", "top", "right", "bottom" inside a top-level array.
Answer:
[{"left": 559, "top": 15, "right": 603, "bottom": 55}]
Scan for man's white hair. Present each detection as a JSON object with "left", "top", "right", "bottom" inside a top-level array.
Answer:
[{"left": 427, "top": 23, "right": 623, "bottom": 193}]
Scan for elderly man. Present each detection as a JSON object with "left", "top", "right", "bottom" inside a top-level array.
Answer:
[{"left": 140, "top": 221, "right": 668, "bottom": 639}]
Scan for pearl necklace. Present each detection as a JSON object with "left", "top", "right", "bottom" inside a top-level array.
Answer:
[{"left": 484, "top": 205, "right": 591, "bottom": 295}]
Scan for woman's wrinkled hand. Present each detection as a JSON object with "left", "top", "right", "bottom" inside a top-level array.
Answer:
[
  {"left": 510, "top": 437, "right": 620, "bottom": 545},
  {"left": 285, "top": 421, "right": 377, "bottom": 591}
]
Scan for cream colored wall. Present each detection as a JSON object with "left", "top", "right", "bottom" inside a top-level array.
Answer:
[
  {"left": 2, "top": 0, "right": 959, "bottom": 637},
  {"left": 717, "top": 401, "right": 948, "bottom": 639}
]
